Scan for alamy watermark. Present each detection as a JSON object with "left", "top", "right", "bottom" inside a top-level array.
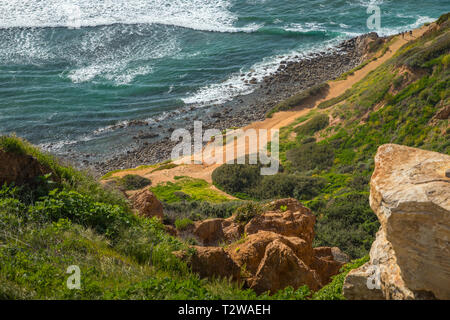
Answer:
[
  {"left": 66, "top": 265, "right": 81, "bottom": 290},
  {"left": 170, "top": 121, "right": 279, "bottom": 175},
  {"left": 366, "top": 265, "right": 381, "bottom": 290},
  {"left": 367, "top": 4, "right": 381, "bottom": 31}
]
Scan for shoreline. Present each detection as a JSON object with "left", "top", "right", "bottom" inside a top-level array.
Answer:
[{"left": 90, "top": 32, "right": 384, "bottom": 175}]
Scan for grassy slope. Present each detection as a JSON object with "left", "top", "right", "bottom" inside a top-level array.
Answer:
[
  {"left": 0, "top": 136, "right": 313, "bottom": 299},
  {"left": 213, "top": 15, "right": 449, "bottom": 259}
]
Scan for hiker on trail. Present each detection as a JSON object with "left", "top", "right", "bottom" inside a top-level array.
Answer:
[{"left": 410, "top": 30, "right": 413, "bottom": 37}]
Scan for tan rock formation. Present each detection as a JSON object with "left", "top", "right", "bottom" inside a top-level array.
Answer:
[
  {"left": 312, "top": 247, "right": 350, "bottom": 285},
  {"left": 175, "top": 198, "right": 348, "bottom": 294},
  {"left": 129, "top": 189, "right": 164, "bottom": 220},
  {"left": 245, "top": 198, "right": 316, "bottom": 243},
  {"left": 191, "top": 217, "right": 244, "bottom": 246},
  {"left": 175, "top": 246, "right": 240, "bottom": 281},
  {"left": 193, "top": 218, "right": 225, "bottom": 246},
  {"left": 250, "top": 239, "right": 321, "bottom": 294},
  {"left": 344, "top": 144, "right": 450, "bottom": 300}
]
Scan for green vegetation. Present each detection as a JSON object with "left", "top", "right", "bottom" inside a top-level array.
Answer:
[
  {"left": 212, "top": 161, "right": 326, "bottom": 201},
  {"left": 150, "top": 177, "right": 230, "bottom": 203},
  {"left": 286, "top": 142, "right": 334, "bottom": 172},
  {"left": 0, "top": 137, "right": 325, "bottom": 300},
  {"left": 175, "top": 218, "right": 194, "bottom": 231},
  {"left": 312, "top": 255, "right": 369, "bottom": 300},
  {"left": 150, "top": 162, "right": 178, "bottom": 173},
  {"left": 116, "top": 174, "right": 151, "bottom": 190},
  {"left": 163, "top": 200, "right": 244, "bottom": 224},
  {"left": 214, "top": 14, "right": 450, "bottom": 260},
  {"left": 266, "top": 83, "right": 329, "bottom": 117},
  {"left": 294, "top": 114, "right": 329, "bottom": 136},
  {"left": 234, "top": 202, "right": 264, "bottom": 224}
]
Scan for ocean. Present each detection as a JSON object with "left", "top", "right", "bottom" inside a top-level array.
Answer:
[{"left": 0, "top": 0, "right": 448, "bottom": 161}]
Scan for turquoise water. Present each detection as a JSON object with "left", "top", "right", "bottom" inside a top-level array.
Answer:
[{"left": 0, "top": 0, "right": 448, "bottom": 158}]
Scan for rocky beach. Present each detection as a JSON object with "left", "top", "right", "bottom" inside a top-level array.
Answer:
[{"left": 86, "top": 32, "right": 385, "bottom": 175}]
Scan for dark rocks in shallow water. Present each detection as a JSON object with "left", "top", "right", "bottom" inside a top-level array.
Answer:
[{"left": 91, "top": 33, "right": 375, "bottom": 175}]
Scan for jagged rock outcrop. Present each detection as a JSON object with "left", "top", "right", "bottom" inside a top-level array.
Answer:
[
  {"left": 250, "top": 239, "right": 321, "bottom": 293},
  {"left": 244, "top": 198, "right": 316, "bottom": 244},
  {"left": 175, "top": 246, "right": 241, "bottom": 281},
  {"left": 343, "top": 144, "right": 450, "bottom": 300},
  {"left": 176, "top": 198, "right": 348, "bottom": 294},
  {"left": 0, "top": 150, "right": 52, "bottom": 186},
  {"left": 129, "top": 189, "right": 164, "bottom": 220},
  {"left": 191, "top": 216, "right": 244, "bottom": 246},
  {"left": 312, "top": 247, "right": 350, "bottom": 285}
]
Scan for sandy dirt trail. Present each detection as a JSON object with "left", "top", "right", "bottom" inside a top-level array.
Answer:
[{"left": 107, "top": 25, "right": 429, "bottom": 196}]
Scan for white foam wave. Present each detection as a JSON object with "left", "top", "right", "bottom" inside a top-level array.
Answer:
[
  {"left": 285, "top": 22, "right": 327, "bottom": 33},
  {"left": 182, "top": 37, "right": 348, "bottom": 106},
  {"left": 0, "top": 0, "right": 258, "bottom": 33},
  {"left": 377, "top": 16, "right": 435, "bottom": 36}
]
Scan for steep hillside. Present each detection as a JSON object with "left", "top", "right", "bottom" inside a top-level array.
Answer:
[{"left": 212, "top": 14, "right": 449, "bottom": 259}]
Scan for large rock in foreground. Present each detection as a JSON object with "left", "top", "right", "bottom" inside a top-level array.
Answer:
[
  {"left": 178, "top": 198, "right": 349, "bottom": 294},
  {"left": 344, "top": 144, "right": 450, "bottom": 300}
]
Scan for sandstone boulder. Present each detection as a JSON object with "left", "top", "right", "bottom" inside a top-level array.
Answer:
[
  {"left": 250, "top": 239, "right": 321, "bottom": 294},
  {"left": 343, "top": 262, "right": 384, "bottom": 300},
  {"left": 176, "top": 246, "right": 240, "bottom": 281},
  {"left": 174, "top": 198, "right": 348, "bottom": 294},
  {"left": 129, "top": 189, "right": 164, "bottom": 220},
  {"left": 193, "top": 218, "right": 225, "bottom": 246},
  {"left": 344, "top": 144, "right": 450, "bottom": 300},
  {"left": 245, "top": 198, "right": 316, "bottom": 243},
  {"left": 311, "top": 247, "right": 349, "bottom": 285}
]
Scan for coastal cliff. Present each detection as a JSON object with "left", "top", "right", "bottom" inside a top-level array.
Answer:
[{"left": 0, "top": 13, "right": 449, "bottom": 300}]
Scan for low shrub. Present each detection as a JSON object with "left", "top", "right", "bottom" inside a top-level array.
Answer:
[
  {"left": 118, "top": 174, "right": 151, "bottom": 190},
  {"left": 312, "top": 255, "right": 369, "bottom": 300},
  {"left": 251, "top": 174, "right": 326, "bottom": 200},
  {"left": 234, "top": 202, "right": 264, "bottom": 224},
  {"left": 29, "top": 189, "right": 135, "bottom": 239},
  {"left": 175, "top": 218, "right": 195, "bottom": 231},
  {"left": 294, "top": 114, "right": 329, "bottom": 136},
  {"left": 286, "top": 142, "right": 335, "bottom": 172},
  {"left": 313, "top": 193, "right": 379, "bottom": 258}
]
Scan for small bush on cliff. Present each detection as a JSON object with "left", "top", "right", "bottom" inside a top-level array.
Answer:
[
  {"left": 212, "top": 160, "right": 262, "bottom": 196},
  {"left": 118, "top": 174, "right": 151, "bottom": 190},
  {"left": 294, "top": 114, "right": 329, "bottom": 136},
  {"left": 234, "top": 202, "right": 264, "bottom": 224},
  {"left": 313, "top": 192, "right": 379, "bottom": 258},
  {"left": 29, "top": 189, "right": 135, "bottom": 239},
  {"left": 175, "top": 218, "right": 194, "bottom": 231},
  {"left": 1, "top": 135, "right": 129, "bottom": 209},
  {"left": 286, "top": 142, "right": 335, "bottom": 172},
  {"left": 312, "top": 255, "right": 369, "bottom": 300}
]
